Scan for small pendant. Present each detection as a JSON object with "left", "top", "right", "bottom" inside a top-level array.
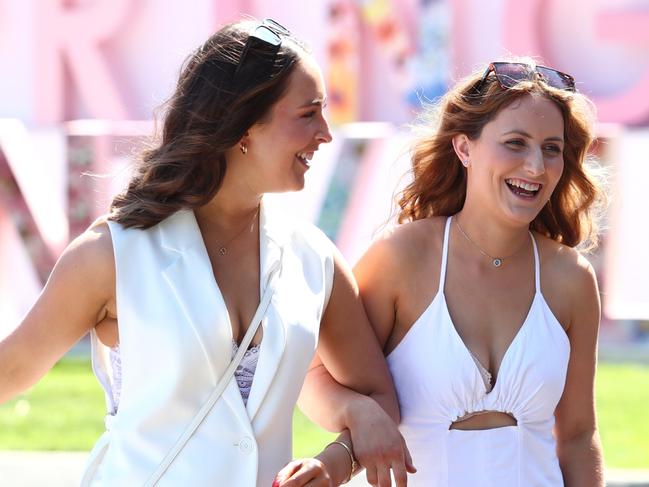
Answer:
[
  {"left": 219, "top": 247, "right": 227, "bottom": 256},
  {"left": 493, "top": 258, "right": 502, "bottom": 267}
]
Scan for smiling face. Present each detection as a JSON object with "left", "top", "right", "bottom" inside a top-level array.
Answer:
[
  {"left": 241, "top": 53, "right": 332, "bottom": 194},
  {"left": 459, "top": 93, "right": 565, "bottom": 226}
]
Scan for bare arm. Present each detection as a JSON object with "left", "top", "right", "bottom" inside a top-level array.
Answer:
[
  {"left": 296, "top": 242, "right": 413, "bottom": 487},
  {"left": 299, "top": 238, "right": 403, "bottom": 425},
  {"left": 0, "top": 223, "right": 115, "bottom": 403},
  {"left": 299, "top": 246, "right": 400, "bottom": 421},
  {"left": 294, "top": 245, "right": 410, "bottom": 486},
  {"left": 555, "top": 255, "right": 605, "bottom": 487},
  {"left": 317, "top": 249, "right": 398, "bottom": 410}
]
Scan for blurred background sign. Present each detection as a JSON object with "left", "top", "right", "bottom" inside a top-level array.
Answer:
[{"left": 1, "top": 0, "right": 648, "bottom": 342}]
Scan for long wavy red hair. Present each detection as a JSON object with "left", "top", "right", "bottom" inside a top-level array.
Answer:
[{"left": 398, "top": 59, "right": 606, "bottom": 251}]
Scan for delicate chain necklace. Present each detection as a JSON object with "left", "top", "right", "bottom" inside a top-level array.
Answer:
[
  {"left": 215, "top": 206, "right": 259, "bottom": 256},
  {"left": 454, "top": 217, "right": 527, "bottom": 268}
]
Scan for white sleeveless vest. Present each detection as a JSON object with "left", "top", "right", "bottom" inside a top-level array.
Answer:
[{"left": 84, "top": 199, "right": 334, "bottom": 486}]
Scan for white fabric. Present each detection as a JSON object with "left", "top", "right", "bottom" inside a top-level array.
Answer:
[
  {"left": 386, "top": 216, "right": 571, "bottom": 487},
  {"left": 467, "top": 349, "right": 493, "bottom": 394},
  {"left": 84, "top": 198, "right": 335, "bottom": 487},
  {"left": 103, "top": 340, "right": 260, "bottom": 412},
  {"left": 108, "top": 346, "right": 122, "bottom": 412},
  {"left": 144, "top": 266, "right": 278, "bottom": 487}
]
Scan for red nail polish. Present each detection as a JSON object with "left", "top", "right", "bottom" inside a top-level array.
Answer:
[{"left": 272, "top": 480, "right": 280, "bottom": 487}]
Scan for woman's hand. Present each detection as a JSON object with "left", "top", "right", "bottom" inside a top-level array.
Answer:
[
  {"left": 345, "top": 395, "right": 415, "bottom": 487},
  {"left": 273, "top": 458, "right": 333, "bottom": 487},
  {"left": 299, "top": 359, "right": 415, "bottom": 486}
]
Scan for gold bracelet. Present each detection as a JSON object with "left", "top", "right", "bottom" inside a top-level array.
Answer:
[{"left": 326, "top": 440, "right": 358, "bottom": 484}]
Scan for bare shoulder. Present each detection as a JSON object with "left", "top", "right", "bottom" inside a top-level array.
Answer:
[
  {"left": 0, "top": 218, "right": 117, "bottom": 390},
  {"left": 50, "top": 218, "right": 115, "bottom": 297},
  {"left": 537, "top": 235, "right": 597, "bottom": 291},
  {"left": 63, "top": 219, "right": 113, "bottom": 267},
  {"left": 535, "top": 234, "right": 600, "bottom": 330},
  {"left": 358, "top": 217, "right": 447, "bottom": 272}
]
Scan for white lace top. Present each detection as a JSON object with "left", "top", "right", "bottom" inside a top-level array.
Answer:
[
  {"left": 468, "top": 350, "right": 493, "bottom": 394},
  {"left": 231, "top": 341, "right": 261, "bottom": 405},
  {"left": 108, "top": 340, "right": 261, "bottom": 411},
  {"left": 108, "top": 345, "right": 122, "bottom": 413}
]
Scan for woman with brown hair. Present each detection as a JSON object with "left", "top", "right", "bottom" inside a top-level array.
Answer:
[
  {"left": 0, "top": 19, "right": 411, "bottom": 486},
  {"left": 350, "top": 59, "right": 606, "bottom": 485}
]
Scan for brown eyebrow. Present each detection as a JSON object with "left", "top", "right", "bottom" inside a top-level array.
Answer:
[
  {"left": 299, "top": 97, "right": 327, "bottom": 109},
  {"left": 502, "top": 129, "right": 564, "bottom": 143}
]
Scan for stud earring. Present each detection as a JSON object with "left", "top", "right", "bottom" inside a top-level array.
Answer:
[
  {"left": 462, "top": 159, "right": 469, "bottom": 167},
  {"left": 240, "top": 143, "right": 248, "bottom": 155}
]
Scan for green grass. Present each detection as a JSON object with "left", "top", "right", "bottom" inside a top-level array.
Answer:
[
  {"left": 596, "top": 363, "right": 649, "bottom": 469},
  {"left": 0, "top": 358, "right": 336, "bottom": 456},
  {"left": 292, "top": 408, "right": 336, "bottom": 458},
  {"left": 0, "top": 359, "right": 647, "bottom": 469},
  {"left": 0, "top": 359, "right": 105, "bottom": 450}
]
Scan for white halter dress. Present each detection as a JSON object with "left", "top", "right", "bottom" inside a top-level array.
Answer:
[{"left": 387, "top": 217, "right": 570, "bottom": 486}]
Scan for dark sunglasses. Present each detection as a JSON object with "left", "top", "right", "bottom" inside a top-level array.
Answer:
[
  {"left": 475, "top": 62, "right": 576, "bottom": 93},
  {"left": 234, "top": 18, "right": 291, "bottom": 78}
]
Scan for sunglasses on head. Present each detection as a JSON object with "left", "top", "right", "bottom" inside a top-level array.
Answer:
[
  {"left": 475, "top": 62, "right": 576, "bottom": 93},
  {"left": 234, "top": 18, "right": 291, "bottom": 78}
]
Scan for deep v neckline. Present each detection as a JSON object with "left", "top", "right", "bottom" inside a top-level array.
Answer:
[
  {"left": 437, "top": 216, "right": 542, "bottom": 395},
  {"left": 192, "top": 209, "right": 264, "bottom": 349},
  {"left": 441, "top": 291, "right": 538, "bottom": 394}
]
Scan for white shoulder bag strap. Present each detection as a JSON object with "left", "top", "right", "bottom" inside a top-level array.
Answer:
[{"left": 143, "top": 262, "right": 280, "bottom": 486}]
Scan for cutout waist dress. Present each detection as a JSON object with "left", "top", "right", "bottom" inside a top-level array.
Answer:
[{"left": 386, "top": 217, "right": 570, "bottom": 486}]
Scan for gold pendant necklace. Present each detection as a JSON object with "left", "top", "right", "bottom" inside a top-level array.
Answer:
[
  {"left": 215, "top": 206, "right": 259, "bottom": 256},
  {"left": 454, "top": 217, "right": 526, "bottom": 268}
]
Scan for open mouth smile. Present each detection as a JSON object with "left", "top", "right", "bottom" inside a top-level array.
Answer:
[
  {"left": 505, "top": 178, "right": 542, "bottom": 199},
  {"left": 296, "top": 151, "right": 314, "bottom": 168}
]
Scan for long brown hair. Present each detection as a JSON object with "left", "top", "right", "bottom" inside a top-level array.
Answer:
[
  {"left": 109, "top": 20, "right": 307, "bottom": 228},
  {"left": 398, "top": 59, "right": 606, "bottom": 251}
]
